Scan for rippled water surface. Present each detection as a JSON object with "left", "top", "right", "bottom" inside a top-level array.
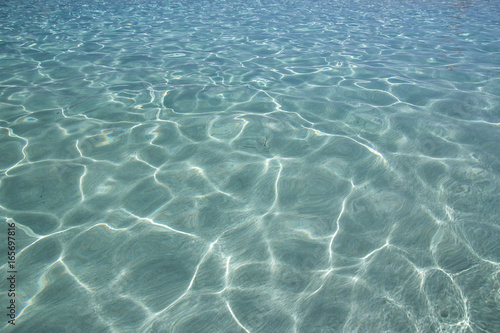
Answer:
[{"left": 1, "top": 0, "right": 499, "bottom": 332}]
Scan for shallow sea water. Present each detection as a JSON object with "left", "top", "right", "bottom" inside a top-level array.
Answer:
[{"left": 1, "top": 0, "right": 499, "bottom": 332}]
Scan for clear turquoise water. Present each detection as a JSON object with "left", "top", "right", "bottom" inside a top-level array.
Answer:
[{"left": 1, "top": 0, "right": 499, "bottom": 332}]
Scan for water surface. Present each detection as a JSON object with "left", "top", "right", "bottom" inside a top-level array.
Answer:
[{"left": 1, "top": 0, "right": 499, "bottom": 332}]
